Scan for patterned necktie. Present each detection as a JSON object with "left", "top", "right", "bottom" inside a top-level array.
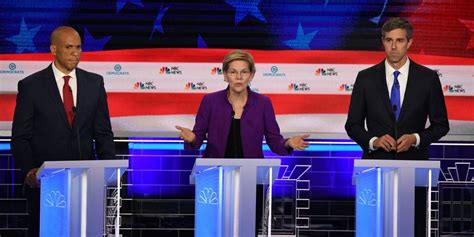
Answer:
[
  {"left": 63, "top": 75, "right": 74, "bottom": 127},
  {"left": 390, "top": 71, "right": 401, "bottom": 121}
]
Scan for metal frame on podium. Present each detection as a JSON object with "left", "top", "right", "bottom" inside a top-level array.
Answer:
[
  {"left": 352, "top": 159, "right": 440, "bottom": 237},
  {"left": 37, "top": 159, "right": 128, "bottom": 237},
  {"left": 190, "top": 158, "right": 281, "bottom": 237}
]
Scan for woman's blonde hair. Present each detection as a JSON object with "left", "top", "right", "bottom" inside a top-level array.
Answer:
[{"left": 222, "top": 50, "right": 256, "bottom": 73}]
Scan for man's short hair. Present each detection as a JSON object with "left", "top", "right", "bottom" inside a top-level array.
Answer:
[
  {"left": 381, "top": 17, "right": 413, "bottom": 40},
  {"left": 222, "top": 49, "right": 256, "bottom": 74}
]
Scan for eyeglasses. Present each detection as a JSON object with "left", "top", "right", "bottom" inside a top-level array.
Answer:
[{"left": 226, "top": 70, "right": 251, "bottom": 78}]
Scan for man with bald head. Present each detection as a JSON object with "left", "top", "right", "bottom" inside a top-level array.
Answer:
[{"left": 11, "top": 26, "right": 115, "bottom": 236}]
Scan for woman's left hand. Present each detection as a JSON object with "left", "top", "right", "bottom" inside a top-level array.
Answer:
[{"left": 285, "top": 134, "right": 310, "bottom": 150}]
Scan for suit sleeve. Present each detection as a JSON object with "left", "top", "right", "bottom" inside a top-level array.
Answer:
[
  {"left": 263, "top": 97, "right": 292, "bottom": 156},
  {"left": 185, "top": 95, "right": 210, "bottom": 150},
  {"left": 93, "top": 77, "right": 116, "bottom": 159},
  {"left": 11, "top": 80, "right": 36, "bottom": 174},
  {"left": 418, "top": 72, "right": 449, "bottom": 148},
  {"left": 345, "top": 72, "right": 373, "bottom": 152}
]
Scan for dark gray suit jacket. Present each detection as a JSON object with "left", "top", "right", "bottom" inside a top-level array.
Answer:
[{"left": 345, "top": 60, "right": 449, "bottom": 159}]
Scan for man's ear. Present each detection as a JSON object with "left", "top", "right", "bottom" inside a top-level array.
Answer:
[{"left": 50, "top": 45, "right": 56, "bottom": 56}]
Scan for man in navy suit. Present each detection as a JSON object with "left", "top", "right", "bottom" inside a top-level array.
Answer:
[
  {"left": 11, "top": 26, "right": 115, "bottom": 236},
  {"left": 345, "top": 18, "right": 449, "bottom": 236}
]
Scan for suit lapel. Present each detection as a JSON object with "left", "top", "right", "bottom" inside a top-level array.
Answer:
[
  {"left": 398, "top": 60, "right": 417, "bottom": 123},
  {"left": 75, "top": 69, "right": 87, "bottom": 128},
  {"left": 44, "top": 65, "right": 71, "bottom": 129},
  {"left": 374, "top": 62, "right": 393, "bottom": 116}
]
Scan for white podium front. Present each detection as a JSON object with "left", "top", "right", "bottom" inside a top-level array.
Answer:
[
  {"left": 353, "top": 159, "right": 440, "bottom": 237},
  {"left": 190, "top": 158, "right": 280, "bottom": 237},
  {"left": 37, "top": 159, "right": 128, "bottom": 237}
]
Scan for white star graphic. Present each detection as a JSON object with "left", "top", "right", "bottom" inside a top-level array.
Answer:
[
  {"left": 6, "top": 18, "right": 41, "bottom": 53},
  {"left": 284, "top": 22, "right": 318, "bottom": 50},
  {"left": 225, "top": 0, "right": 266, "bottom": 25}
]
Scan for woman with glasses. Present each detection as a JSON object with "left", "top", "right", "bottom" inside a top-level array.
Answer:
[{"left": 176, "top": 49, "right": 309, "bottom": 158}]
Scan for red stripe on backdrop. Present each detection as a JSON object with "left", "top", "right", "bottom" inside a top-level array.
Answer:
[
  {"left": 1, "top": 49, "right": 474, "bottom": 65},
  {"left": 1, "top": 93, "right": 472, "bottom": 121}
]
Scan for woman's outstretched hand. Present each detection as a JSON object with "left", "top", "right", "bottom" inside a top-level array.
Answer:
[
  {"left": 285, "top": 134, "right": 310, "bottom": 150},
  {"left": 175, "top": 125, "right": 196, "bottom": 143}
]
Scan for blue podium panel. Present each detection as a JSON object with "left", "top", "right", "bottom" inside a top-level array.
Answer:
[
  {"left": 195, "top": 167, "right": 223, "bottom": 237},
  {"left": 40, "top": 169, "right": 71, "bottom": 237},
  {"left": 355, "top": 168, "right": 383, "bottom": 237}
]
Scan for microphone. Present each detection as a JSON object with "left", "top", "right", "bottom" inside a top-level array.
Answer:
[
  {"left": 392, "top": 105, "right": 398, "bottom": 158},
  {"left": 72, "top": 106, "right": 82, "bottom": 160}
]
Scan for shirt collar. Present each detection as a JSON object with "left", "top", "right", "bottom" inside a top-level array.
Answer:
[
  {"left": 52, "top": 62, "right": 77, "bottom": 83},
  {"left": 385, "top": 57, "right": 410, "bottom": 78}
]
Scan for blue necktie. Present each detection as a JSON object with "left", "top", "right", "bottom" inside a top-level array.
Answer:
[{"left": 391, "top": 71, "right": 401, "bottom": 121}]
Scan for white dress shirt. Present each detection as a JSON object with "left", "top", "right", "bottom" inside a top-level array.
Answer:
[{"left": 52, "top": 62, "right": 77, "bottom": 107}]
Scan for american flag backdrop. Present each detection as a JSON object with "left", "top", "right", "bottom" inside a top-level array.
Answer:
[{"left": 0, "top": 0, "right": 473, "bottom": 138}]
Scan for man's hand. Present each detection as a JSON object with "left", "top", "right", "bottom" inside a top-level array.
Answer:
[
  {"left": 25, "top": 167, "right": 40, "bottom": 188},
  {"left": 396, "top": 134, "right": 417, "bottom": 153},
  {"left": 373, "top": 134, "right": 397, "bottom": 152}
]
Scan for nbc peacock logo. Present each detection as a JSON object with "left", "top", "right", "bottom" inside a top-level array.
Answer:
[{"left": 211, "top": 67, "right": 223, "bottom": 75}]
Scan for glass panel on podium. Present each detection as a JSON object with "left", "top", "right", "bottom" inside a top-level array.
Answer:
[
  {"left": 40, "top": 169, "right": 71, "bottom": 237},
  {"left": 195, "top": 166, "right": 223, "bottom": 236},
  {"left": 355, "top": 168, "right": 383, "bottom": 237}
]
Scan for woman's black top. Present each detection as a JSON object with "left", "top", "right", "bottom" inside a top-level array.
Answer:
[{"left": 224, "top": 118, "right": 244, "bottom": 158}]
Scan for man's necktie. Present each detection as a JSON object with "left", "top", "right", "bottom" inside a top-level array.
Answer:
[
  {"left": 63, "top": 75, "right": 74, "bottom": 127},
  {"left": 390, "top": 71, "right": 401, "bottom": 121}
]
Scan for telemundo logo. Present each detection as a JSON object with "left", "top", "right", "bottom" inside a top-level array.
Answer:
[
  {"left": 0, "top": 63, "right": 24, "bottom": 74},
  {"left": 106, "top": 64, "right": 129, "bottom": 75}
]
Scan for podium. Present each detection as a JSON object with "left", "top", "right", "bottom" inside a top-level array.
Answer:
[
  {"left": 352, "top": 159, "right": 440, "bottom": 237},
  {"left": 37, "top": 159, "right": 128, "bottom": 237},
  {"left": 190, "top": 158, "right": 280, "bottom": 237}
]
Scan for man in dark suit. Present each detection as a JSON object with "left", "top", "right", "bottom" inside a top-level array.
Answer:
[
  {"left": 11, "top": 26, "right": 115, "bottom": 236},
  {"left": 345, "top": 17, "right": 449, "bottom": 236}
]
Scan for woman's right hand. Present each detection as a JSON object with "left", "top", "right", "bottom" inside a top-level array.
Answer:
[{"left": 175, "top": 125, "right": 196, "bottom": 143}]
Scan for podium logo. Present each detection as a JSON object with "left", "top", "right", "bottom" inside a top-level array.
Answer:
[
  {"left": 443, "top": 84, "right": 465, "bottom": 94},
  {"left": 44, "top": 190, "right": 66, "bottom": 208},
  {"left": 357, "top": 189, "right": 376, "bottom": 206},
  {"left": 198, "top": 187, "right": 218, "bottom": 205},
  {"left": 106, "top": 64, "right": 129, "bottom": 75},
  {"left": 211, "top": 67, "right": 223, "bottom": 75},
  {"left": 160, "top": 66, "right": 182, "bottom": 75},
  {"left": 0, "top": 63, "right": 24, "bottom": 74}
]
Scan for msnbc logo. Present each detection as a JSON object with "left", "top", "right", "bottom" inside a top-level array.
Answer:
[
  {"left": 339, "top": 84, "right": 353, "bottom": 91},
  {"left": 288, "top": 83, "right": 310, "bottom": 91},
  {"left": 211, "top": 67, "right": 223, "bottom": 75},
  {"left": 185, "top": 82, "right": 207, "bottom": 90},
  {"left": 315, "top": 68, "right": 338, "bottom": 77},
  {"left": 160, "top": 66, "right": 182, "bottom": 75},
  {"left": 443, "top": 85, "right": 465, "bottom": 94},
  {"left": 133, "top": 82, "right": 157, "bottom": 90}
]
